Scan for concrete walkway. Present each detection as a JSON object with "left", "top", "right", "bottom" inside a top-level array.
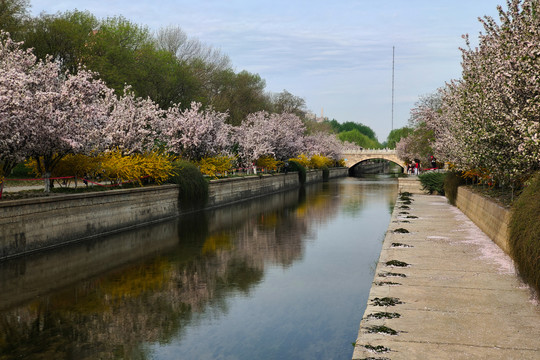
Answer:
[{"left": 353, "top": 194, "right": 540, "bottom": 360}]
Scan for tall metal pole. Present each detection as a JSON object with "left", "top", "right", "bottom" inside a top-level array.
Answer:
[{"left": 392, "top": 46, "right": 395, "bottom": 132}]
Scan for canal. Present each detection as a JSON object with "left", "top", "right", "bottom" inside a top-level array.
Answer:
[{"left": 0, "top": 177, "right": 398, "bottom": 360}]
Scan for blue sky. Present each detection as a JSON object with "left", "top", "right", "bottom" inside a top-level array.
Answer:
[{"left": 30, "top": 0, "right": 503, "bottom": 141}]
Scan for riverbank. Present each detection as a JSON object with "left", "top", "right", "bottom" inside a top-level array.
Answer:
[
  {"left": 0, "top": 168, "right": 348, "bottom": 260},
  {"left": 352, "top": 193, "right": 540, "bottom": 360}
]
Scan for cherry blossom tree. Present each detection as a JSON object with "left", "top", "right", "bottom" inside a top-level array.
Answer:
[
  {"left": 0, "top": 31, "right": 35, "bottom": 179},
  {"left": 267, "top": 112, "right": 306, "bottom": 161},
  {"left": 0, "top": 31, "right": 114, "bottom": 192},
  {"left": 232, "top": 111, "right": 273, "bottom": 167},
  {"left": 398, "top": 0, "right": 540, "bottom": 186},
  {"left": 165, "top": 102, "right": 232, "bottom": 161},
  {"left": 104, "top": 87, "right": 166, "bottom": 154},
  {"left": 436, "top": 0, "right": 540, "bottom": 186},
  {"left": 303, "top": 132, "right": 347, "bottom": 161},
  {"left": 235, "top": 111, "right": 305, "bottom": 167},
  {"left": 27, "top": 68, "right": 114, "bottom": 191},
  {"left": 395, "top": 92, "right": 440, "bottom": 167}
]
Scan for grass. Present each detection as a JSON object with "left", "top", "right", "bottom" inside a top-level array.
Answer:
[
  {"left": 385, "top": 260, "right": 410, "bottom": 267},
  {"left": 366, "top": 312, "right": 401, "bottom": 320},
  {"left": 370, "top": 297, "right": 403, "bottom": 306},
  {"left": 4, "top": 179, "right": 43, "bottom": 186},
  {"left": 374, "top": 281, "right": 401, "bottom": 286},
  {"left": 391, "top": 243, "right": 413, "bottom": 248},
  {"left": 378, "top": 272, "right": 407, "bottom": 278},
  {"left": 366, "top": 325, "right": 398, "bottom": 335},
  {"left": 363, "top": 344, "right": 391, "bottom": 353}
]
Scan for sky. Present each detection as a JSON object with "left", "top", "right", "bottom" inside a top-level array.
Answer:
[{"left": 29, "top": 0, "right": 504, "bottom": 141}]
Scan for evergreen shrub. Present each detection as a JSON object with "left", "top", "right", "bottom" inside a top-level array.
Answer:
[
  {"left": 444, "top": 171, "right": 465, "bottom": 205},
  {"left": 288, "top": 160, "right": 306, "bottom": 185},
  {"left": 509, "top": 171, "right": 540, "bottom": 296},
  {"left": 8, "top": 163, "right": 32, "bottom": 178},
  {"left": 169, "top": 160, "right": 208, "bottom": 209},
  {"left": 418, "top": 171, "right": 446, "bottom": 195}
]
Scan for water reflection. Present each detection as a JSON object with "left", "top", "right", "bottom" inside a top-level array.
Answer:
[{"left": 0, "top": 178, "right": 397, "bottom": 360}]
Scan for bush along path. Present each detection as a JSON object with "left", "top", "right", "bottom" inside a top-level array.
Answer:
[{"left": 352, "top": 193, "right": 540, "bottom": 360}]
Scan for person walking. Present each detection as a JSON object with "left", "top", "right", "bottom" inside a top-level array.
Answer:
[{"left": 430, "top": 156, "right": 437, "bottom": 169}]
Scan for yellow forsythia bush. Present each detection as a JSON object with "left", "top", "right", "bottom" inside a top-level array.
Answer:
[
  {"left": 135, "top": 150, "right": 176, "bottom": 184},
  {"left": 310, "top": 154, "right": 333, "bottom": 169},
  {"left": 100, "top": 149, "right": 175, "bottom": 184},
  {"left": 256, "top": 156, "right": 283, "bottom": 171},
  {"left": 53, "top": 154, "right": 102, "bottom": 178},
  {"left": 289, "top": 154, "right": 311, "bottom": 169},
  {"left": 25, "top": 154, "right": 102, "bottom": 178},
  {"left": 198, "top": 155, "right": 235, "bottom": 178},
  {"left": 462, "top": 168, "right": 492, "bottom": 185},
  {"left": 26, "top": 151, "right": 175, "bottom": 185}
]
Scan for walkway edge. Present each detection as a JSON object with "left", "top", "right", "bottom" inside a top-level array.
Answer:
[{"left": 352, "top": 193, "right": 540, "bottom": 360}]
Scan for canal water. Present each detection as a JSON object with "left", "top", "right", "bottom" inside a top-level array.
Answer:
[{"left": 0, "top": 177, "right": 397, "bottom": 360}]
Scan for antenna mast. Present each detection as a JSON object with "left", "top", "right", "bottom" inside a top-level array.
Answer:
[{"left": 392, "top": 46, "right": 395, "bottom": 131}]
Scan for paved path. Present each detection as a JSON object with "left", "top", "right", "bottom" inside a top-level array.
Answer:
[
  {"left": 353, "top": 194, "right": 540, "bottom": 360},
  {"left": 2, "top": 184, "right": 44, "bottom": 192}
]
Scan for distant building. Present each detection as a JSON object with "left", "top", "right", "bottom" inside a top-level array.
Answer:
[{"left": 305, "top": 110, "right": 328, "bottom": 123}]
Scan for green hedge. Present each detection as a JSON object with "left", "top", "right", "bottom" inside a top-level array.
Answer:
[
  {"left": 168, "top": 160, "right": 208, "bottom": 209},
  {"left": 444, "top": 171, "right": 465, "bottom": 205},
  {"left": 509, "top": 171, "right": 540, "bottom": 296},
  {"left": 288, "top": 160, "right": 306, "bottom": 185},
  {"left": 7, "top": 163, "right": 32, "bottom": 178},
  {"left": 418, "top": 171, "right": 446, "bottom": 195}
]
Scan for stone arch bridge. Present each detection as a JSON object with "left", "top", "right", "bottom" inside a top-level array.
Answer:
[{"left": 341, "top": 149, "right": 406, "bottom": 171}]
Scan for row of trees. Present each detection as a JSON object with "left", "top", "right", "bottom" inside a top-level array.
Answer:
[
  {"left": 2, "top": 1, "right": 382, "bottom": 145},
  {"left": 397, "top": 0, "right": 540, "bottom": 188},
  {"left": 1, "top": 2, "right": 309, "bottom": 126},
  {"left": 327, "top": 120, "right": 382, "bottom": 149},
  {"left": 0, "top": 31, "right": 348, "bottom": 191}
]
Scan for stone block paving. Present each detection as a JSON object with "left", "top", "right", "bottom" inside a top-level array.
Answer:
[{"left": 352, "top": 194, "right": 540, "bottom": 360}]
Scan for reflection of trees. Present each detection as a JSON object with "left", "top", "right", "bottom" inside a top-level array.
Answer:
[
  {"left": 339, "top": 179, "right": 398, "bottom": 216},
  {"left": 0, "top": 184, "right": 342, "bottom": 359}
]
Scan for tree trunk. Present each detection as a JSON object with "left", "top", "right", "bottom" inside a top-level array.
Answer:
[{"left": 44, "top": 172, "right": 51, "bottom": 193}]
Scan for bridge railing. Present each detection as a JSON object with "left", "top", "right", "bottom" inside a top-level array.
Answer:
[{"left": 341, "top": 148, "right": 396, "bottom": 154}]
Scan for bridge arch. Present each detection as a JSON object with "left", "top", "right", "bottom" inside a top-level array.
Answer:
[{"left": 341, "top": 149, "right": 406, "bottom": 172}]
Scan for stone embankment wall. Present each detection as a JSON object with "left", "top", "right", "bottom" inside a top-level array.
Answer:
[
  {"left": 455, "top": 186, "right": 511, "bottom": 255},
  {"left": 397, "top": 177, "right": 425, "bottom": 194},
  {"left": 0, "top": 168, "right": 348, "bottom": 260},
  {"left": 0, "top": 185, "right": 181, "bottom": 260},
  {"left": 207, "top": 173, "right": 299, "bottom": 208}
]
